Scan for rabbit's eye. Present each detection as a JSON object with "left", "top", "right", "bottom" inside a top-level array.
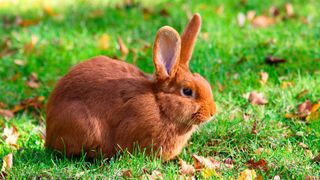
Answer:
[{"left": 181, "top": 88, "right": 193, "bottom": 97}]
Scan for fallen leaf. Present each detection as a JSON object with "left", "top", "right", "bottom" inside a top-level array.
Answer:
[
  {"left": 223, "top": 158, "right": 233, "bottom": 168},
  {"left": 0, "top": 109, "right": 14, "bottom": 119},
  {"left": 254, "top": 148, "right": 265, "bottom": 155},
  {"left": 285, "top": 3, "right": 294, "bottom": 17},
  {"left": 251, "top": 120, "right": 258, "bottom": 134},
  {"left": 1, "top": 153, "right": 13, "bottom": 171},
  {"left": 296, "top": 90, "right": 309, "bottom": 99},
  {"left": 122, "top": 169, "right": 133, "bottom": 178},
  {"left": 24, "top": 35, "right": 39, "bottom": 54},
  {"left": 142, "top": 170, "right": 163, "bottom": 180},
  {"left": 243, "top": 113, "right": 251, "bottom": 121},
  {"left": 298, "top": 100, "right": 312, "bottom": 114},
  {"left": 117, "top": 36, "right": 129, "bottom": 57},
  {"left": 312, "top": 153, "right": 320, "bottom": 163},
  {"left": 14, "top": 59, "right": 25, "bottom": 66},
  {"left": 269, "top": 6, "right": 280, "bottom": 17},
  {"left": 237, "top": 13, "right": 246, "bottom": 27},
  {"left": 192, "top": 154, "right": 220, "bottom": 170},
  {"left": 16, "top": 18, "right": 40, "bottom": 27},
  {"left": 201, "top": 168, "right": 221, "bottom": 178},
  {"left": 142, "top": 8, "right": 151, "bottom": 20},
  {"left": 178, "top": 159, "right": 195, "bottom": 176},
  {"left": 280, "top": 81, "right": 294, "bottom": 89},
  {"left": 306, "top": 176, "right": 319, "bottom": 180},
  {"left": 11, "top": 96, "right": 45, "bottom": 114},
  {"left": 89, "top": 9, "right": 104, "bottom": 18},
  {"left": 246, "top": 10, "right": 256, "bottom": 21},
  {"left": 216, "top": 82, "right": 224, "bottom": 92},
  {"left": 42, "top": 5, "right": 58, "bottom": 16},
  {"left": 246, "top": 159, "right": 268, "bottom": 172},
  {"left": 159, "top": 9, "right": 169, "bottom": 17},
  {"left": 251, "top": 15, "right": 275, "bottom": 28},
  {"left": 2, "top": 125, "right": 19, "bottom": 148},
  {"left": 26, "top": 72, "right": 40, "bottom": 89},
  {"left": 98, "top": 34, "right": 110, "bottom": 50},
  {"left": 265, "top": 56, "right": 286, "bottom": 65},
  {"left": 259, "top": 72, "right": 268, "bottom": 84},
  {"left": 238, "top": 169, "right": 256, "bottom": 180},
  {"left": 0, "top": 37, "right": 16, "bottom": 58},
  {"left": 306, "top": 102, "right": 320, "bottom": 122},
  {"left": 248, "top": 92, "right": 268, "bottom": 105}
]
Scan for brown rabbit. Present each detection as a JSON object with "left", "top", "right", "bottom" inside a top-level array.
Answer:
[{"left": 45, "top": 14, "right": 216, "bottom": 161}]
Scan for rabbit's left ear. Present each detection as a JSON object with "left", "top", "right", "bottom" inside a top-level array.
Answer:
[{"left": 153, "top": 26, "right": 181, "bottom": 81}]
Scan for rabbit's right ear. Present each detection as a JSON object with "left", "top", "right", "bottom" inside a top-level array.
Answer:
[{"left": 153, "top": 26, "right": 181, "bottom": 81}]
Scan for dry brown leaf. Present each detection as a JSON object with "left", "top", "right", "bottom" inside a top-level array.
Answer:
[
  {"left": 237, "top": 13, "right": 246, "bottom": 27},
  {"left": 142, "top": 170, "right": 163, "bottom": 180},
  {"left": 306, "top": 102, "right": 320, "bottom": 122},
  {"left": 296, "top": 90, "right": 309, "bottom": 99},
  {"left": 201, "top": 168, "right": 221, "bottom": 178},
  {"left": 265, "top": 56, "right": 286, "bottom": 65},
  {"left": 216, "top": 82, "right": 224, "bottom": 92},
  {"left": 246, "top": 10, "right": 256, "bottom": 21},
  {"left": 122, "top": 169, "right": 133, "bottom": 178},
  {"left": 98, "top": 34, "right": 110, "bottom": 50},
  {"left": 26, "top": 72, "right": 40, "bottom": 89},
  {"left": 117, "top": 36, "right": 129, "bottom": 56},
  {"left": 11, "top": 96, "right": 45, "bottom": 114},
  {"left": 254, "top": 148, "right": 265, "bottom": 155},
  {"left": 251, "top": 15, "right": 275, "bottom": 28},
  {"left": 13, "top": 59, "right": 25, "bottom": 66},
  {"left": 192, "top": 154, "right": 220, "bottom": 170},
  {"left": 178, "top": 159, "right": 195, "bottom": 176},
  {"left": 298, "top": 100, "right": 312, "bottom": 114},
  {"left": 159, "top": 9, "right": 169, "bottom": 17},
  {"left": 24, "top": 35, "right": 39, "bottom": 54},
  {"left": 16, "top": 18, "right": 40, "bottom": 27},
  {"left": 223, "top": 158, "right": 233, "bottom": 168},
  {"left": 313, "top": 153, "right": 320, "bottom": 163},
  {"left": 251, "top": 120, "right": 258, "bottom": 134},
  {"left": 243, "top": 113, "right": 251, "bottom": 121},
  {"left": 269, "top": 6, "right": 280, "bottom": 17},
  {"left": 1, "top": 153, "right": 13, "bottom": 171},
  {"left": 238, "top": 169, "right": 256, "bottom": 180},
  {"left": 285, "top": 3, "right": 294, "bottom": 17},
  {"left": 259, "top": 71, "right": 268, "bottom": 84},
  {"left": 246, "top": 159, "right": 268, "bottom": 171},
  {"left": 248, "top": 92, "right": 268, "bottom": 105},
  {"left": 0, "top": 109, "right": 14, "bottom": 119},
  {"left": 2, "top": 125, "right": 19, "bottom": 147}
]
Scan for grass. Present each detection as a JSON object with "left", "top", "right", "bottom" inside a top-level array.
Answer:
[{"left": 0, "top": 0, "right": 319, "bottom": 179}]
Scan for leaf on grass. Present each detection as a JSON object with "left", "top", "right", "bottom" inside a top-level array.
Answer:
[
  {"left": 159, "top": 9, "right": 169, "bottom": 17},
  {"left": 42, "top": 5, "right": 58, "bottom": 17},
  {"left": 273, "top": 175, "right": 281, "bottom": 180},
  {"left": 98, "top": 34, "right": 110, "bottom": 50},
  {"left": 0, "top": 109, "right": 14, "bottom": 119},
  {"left": 248, "top": 92, "right": 268, "bottom": 105},
  {"left": 0, "top": 37, "right": 16, "bottom": 58},
  {"left": 216, "top": 82, "right": 224, "bottom": 92},
  {"left": 24, "top": 35, "right": 39, "bottom": 54},
  {"left": 246, "top": 159, "right": 268, "bottom": 171},
  {"left": 285, "top": 3, "right": 294, "bottom": 17},
  {"left": 215, "top": 5, "right": 224, "bottom": 16},
  {"left": 14, "top": 59, "right": 25, "bottom": 66},
  {"left": 280, "top": 81, "right": 294, "bottom": 89},
  {"left": 16, "top": 17, "right": 40, "bottom": 27},
  {"left": 312, "top": 153, "right": 320, "bottom": 163},
  {"left": 178, "top": 159, "right": 195, "bottom": 176},
  {"left": 223, "top": 158, "right": 233, "bottom": 168},
  {"left": 306, "top": 102, "right": 320, "bottom": 122},
  {"left": 298, "top": 100, "right": 312, "bottom": 114},
  {"left": 238, "top": 169, "right": 256, "bottom": 180},
  {"left": 251, "top": 15, "right": 275, "bottom": 28},
  {"left": 258, "top": 72, "right": 268, "bottom": 85},
  {"left": 88, "top": 9, "right": 104, "bottom": 18},
  {"left": 251, "top": 120, "right": 258, "bottom": 134},
  {"left": 201, "top": 168, "right": 221, "bottom": 178},
  {"left": 265, "top": 56, "right": 286, "bottom": 65},
  {"left": 246, "top": 10, "right": 256, "bottom": 21},
  {"left": 192, "top": 154, "right": 220, "bottom": 170},
  {"left": 269, "top": 6, "right": 280, "bottom": 17},
  {"left": 122, "top": 169, "right": 133, "bottom": 178},
  {"left": 1, "top": 153, "right": 13, "bottom": 171},
  {"left": 254, "top": 148, "right": 265, "bottom": 155},
  {"left": 117, "top": 36, "right": 129, "bottom": 56},
  {"left": 11, "top": 96, "right": 45, "bottom": 114},
  {"left": 142, "top": 170, "right": 163, "bottom": 180},
  {"left": 2, "top": 125, "right": 19, "bottom": 148},
  {"left": 296, "top": 90, "right": 309, "bottom": 99},
  {"left": 26, "top": 72, "right": 40, "bottom": 89}
]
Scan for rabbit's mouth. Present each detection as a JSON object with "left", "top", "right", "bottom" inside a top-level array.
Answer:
[{"left": 192, "top": 112, "right": 214, "bottom": 125}]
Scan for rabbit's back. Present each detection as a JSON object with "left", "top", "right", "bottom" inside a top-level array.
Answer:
[{"left": 45, "top": 56, "right": 152, "bottom": 157}]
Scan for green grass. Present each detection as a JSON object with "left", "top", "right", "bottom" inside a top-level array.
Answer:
[{"left": 1, "top": 0, "right": 319, "bottom": 179}]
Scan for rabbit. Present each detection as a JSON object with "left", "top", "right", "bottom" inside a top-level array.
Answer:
[{"left": 45, "top": 13, "right": 216, "bottom": 161}]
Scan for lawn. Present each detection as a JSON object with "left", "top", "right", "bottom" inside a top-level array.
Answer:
[{"left": 0, "top": 0, "right": 319, "bottom": 179}]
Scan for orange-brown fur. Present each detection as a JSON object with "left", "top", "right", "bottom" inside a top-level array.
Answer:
[{"left": 45, "top": 14, "right": 216, "bottom": 161}]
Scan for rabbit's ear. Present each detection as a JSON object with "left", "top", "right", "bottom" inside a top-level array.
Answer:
[
  {"left": 180, "top": 13, "right": 201, "bottom": 68},
  {"left": 153, "top": 26, "right": 181, "bottom": 80}
]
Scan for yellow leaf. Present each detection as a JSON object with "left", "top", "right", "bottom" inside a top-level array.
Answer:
[
  {"left": 98, "top": 34, "right": 110, "bottom": 50},
  {"left": 1, "top": 153, "right": 13, "bottom": 171},
  {"left": 238, "top": 169, "right": 257, "bottom": 180},
  {"left": 201, "top": 168, "right": 220, "bottom": 179}
]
